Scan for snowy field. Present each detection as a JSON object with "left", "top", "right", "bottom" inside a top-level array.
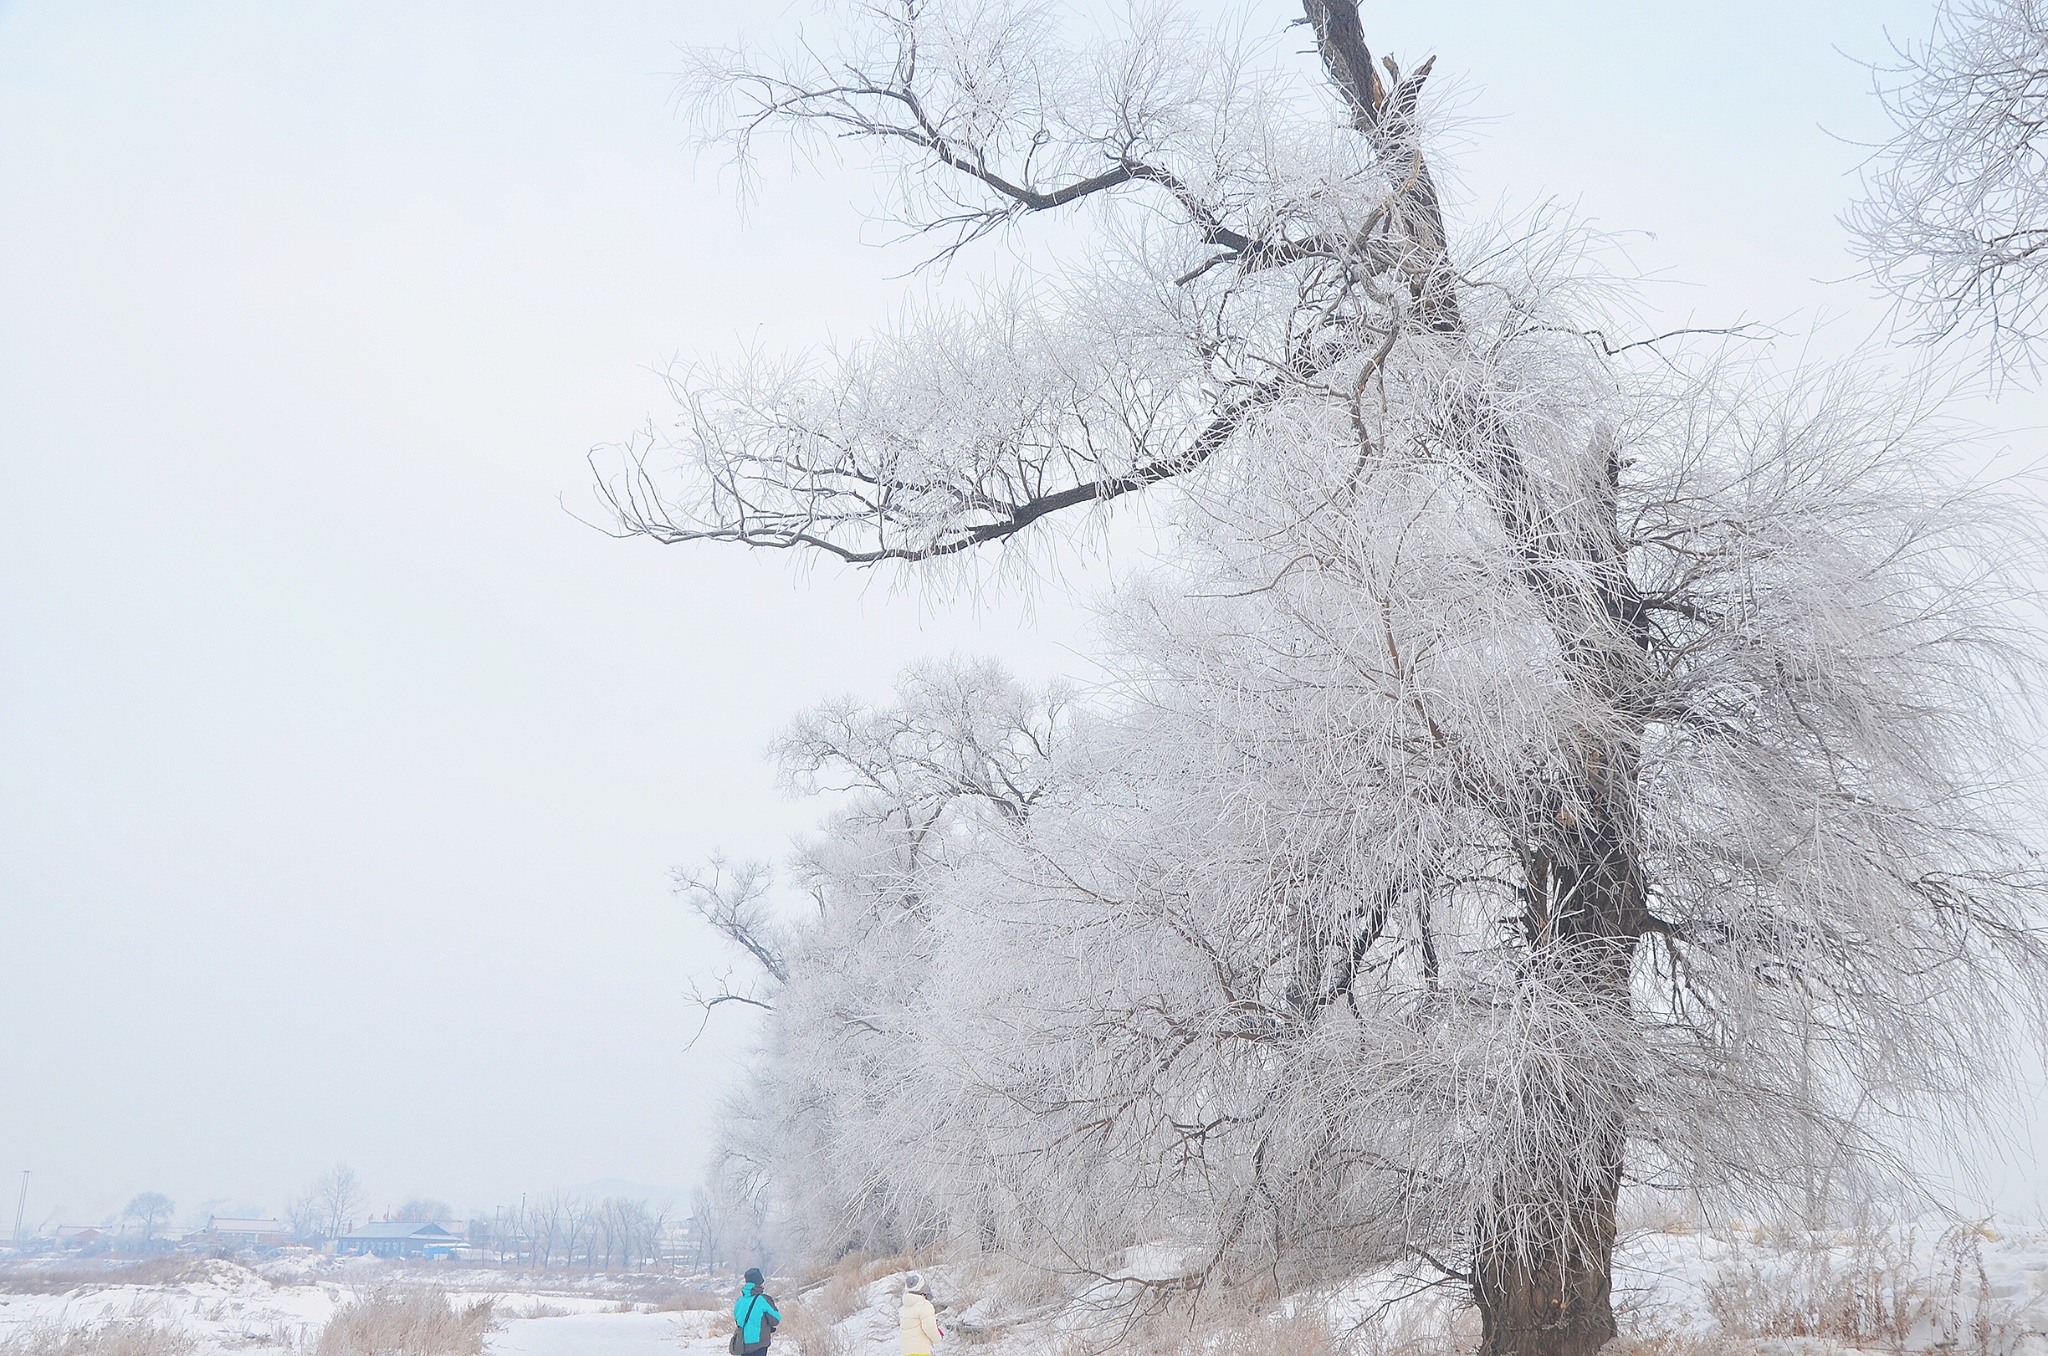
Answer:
[
  {"left": 0, "top": 1258, "right": 733, "bottom": 1356},
  {"left": 7, "top": 1224, "right": 2048, "bottom": 1356}
]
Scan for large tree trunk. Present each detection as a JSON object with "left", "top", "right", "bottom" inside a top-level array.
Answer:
[
  {"left": 1471, "top": 1115, "right": 1626, "bottom": 1356},
  {"left": 1472, "top": 743, "right": 1646, "bottom": 1356},
  {"left": 1292, "top": 15, "right": 1653, "bottom": 1353},
  {"left": 1471, "top": 716, "right": 1645, "bottom": 1356}
]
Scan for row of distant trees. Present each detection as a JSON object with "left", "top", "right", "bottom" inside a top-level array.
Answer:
[
  {"left": 283, "top": 1165, "right": 731, "bottom": 1274},
  {"left": 92, "top": 1166, "right": 415, "bottom": 1248},
  {"left": 468, "top": 1194, "right": 687, "bottom": 1271},
  {"left": 93, "top": 1167, "right": 734, "bottom": 1276}
]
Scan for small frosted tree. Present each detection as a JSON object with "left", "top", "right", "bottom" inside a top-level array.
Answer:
[{"left": 616, "top": 4, "right": 2048, "bottom": 1353}]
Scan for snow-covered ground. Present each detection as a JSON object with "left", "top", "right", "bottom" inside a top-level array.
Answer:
[
  {"left": 1320, "top": 1223, "right": 2048, "bottom": 1356},
  {"left": 0, "top": 1258, "right": 730, "bottom": 1356},
  {"left": 493, "top": 1310, "right": 719, "bottom": 1356},
  {"left": 1610, "top": 1223, "right": 2048, "bottom": 1355},
  {"left": 8, "top": 1224, "right": 2048, "bottom": 1356}
]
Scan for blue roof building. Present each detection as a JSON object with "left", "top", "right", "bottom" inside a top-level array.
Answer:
[{"left": 335, "top": 1221, "right": 458, "bottom": 1259}]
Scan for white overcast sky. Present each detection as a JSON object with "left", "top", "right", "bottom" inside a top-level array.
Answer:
[{"left": 4, "top": 0, "right": 2046, "bottom": 1228}]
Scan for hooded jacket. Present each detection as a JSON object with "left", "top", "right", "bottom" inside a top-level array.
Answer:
[
  {"left": 899, "top": 1290, "right": 942, "bottom": 1355},
  {"left": 734, "top": 1282, "right": 782, "bottom": 1351}
]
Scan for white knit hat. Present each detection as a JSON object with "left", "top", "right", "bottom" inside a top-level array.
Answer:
[{"left": 903, "top": 1272, "right": 926, "bottom": 1295}]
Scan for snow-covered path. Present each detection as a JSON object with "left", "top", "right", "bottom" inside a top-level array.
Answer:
[{"left": 489, "top": 1310, "right": 722, "bottom": 1356}]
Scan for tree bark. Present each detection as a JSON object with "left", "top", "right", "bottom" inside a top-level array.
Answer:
[
  {"left": 1473, "top": 739, "right": 1645, "bottom": 1356},
  {"left": 1470, "top": 1121, "right": 1625, "bottom": 1356}
]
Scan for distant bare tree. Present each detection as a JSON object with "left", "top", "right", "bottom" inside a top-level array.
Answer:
[
  {"left": 593, "top": 1197, "right": 657, "bottom": 1271},
  {"left": 686, "top": 1187, "right": 719, "bottom": 1272},
  {"left": 527, "top": 1195, "right": 561, "bottom": 1269},
  {"left": 526, "top": 1192, "right": 592, "bottom": 1270},
  {"left": 612, "top": 1198, "right": 655, "bottom": 1271},
  {"left": 465, "top": 1214, "right": 498, "bottom": 1265},
  {"left": 311, "top": 1164, "right": 364, "bottom": 1242},
  {"left": 121, "top": 1193, "right": 174, "bottom": 1244},
  {"left": 594, "top": 1198, "right": 622, "bottom": 1271},
  {"left": 505, "top": 1200, "right": 538, "bottom": 1269},
  {"left": 283, "top": 1192, "right": 323, "bottom": 1245},
  {"left": 1849, "top": 0, "right": 2048, "bottom": 375},
  {"left": 645, "top": 1202, "right": 671, "bottom": 1272},
  {"left": 561, "top": 1196, "right": 591, "bottom": 1272}
]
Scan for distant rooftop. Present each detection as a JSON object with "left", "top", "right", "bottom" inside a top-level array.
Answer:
[
  {"left": 340, "top": 1221, "right": 454, "bottom": 1240},
  {"left": 207, "top": 1218, "right": 281, "bottom": 1232}
]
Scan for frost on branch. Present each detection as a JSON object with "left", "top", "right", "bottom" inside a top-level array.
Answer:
[
  {"left": 597, "top": 0, "right": 1466, "bottom": 563},
  {"left": 704, "top": 358, "right": 2048, "bottom": 1317},
  {"left": 1849, "top": 0, "right": 2048, "bottom": 376},
  {"left": 690, "top": 661, "right": 1076, "bottom": 1261}
]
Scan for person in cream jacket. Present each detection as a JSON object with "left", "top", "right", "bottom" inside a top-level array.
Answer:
[{"left": 898, "top": 1273, "right": 943, "bottom": 1356}]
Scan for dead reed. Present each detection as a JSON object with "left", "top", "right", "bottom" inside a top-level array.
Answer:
[{"left": 311, "top": 1288, "right": 494, "bottom": 1356}]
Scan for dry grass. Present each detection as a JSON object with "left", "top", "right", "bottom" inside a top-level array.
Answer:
[
  {"left": 1706, "top": 1229, "right": 1921, "bottom": 1347},
  {"left": 1702, "top": 1224, "right": 2023, "bottom": 1356},
  {"left": 800, "top": 1251, "right": 919, "bottom": 1302},
  {"left": 1605, "top": 1321, "right": 1745, "bottom": 1356},
  {"left": 1224, "top": 1310, "right": 1353, "bottom": 1356},
  {"left": 1351, "top": 1302, "right": 1478, "bottom": 1356},
  {"left": 1617, "top": 1192, "right": 1709, "bottom": 1239},
  {"left": 312, "top": 1289, "right": 495, "bottom": 1356},
  {"left": 775, "top": 1301, "right": 848, "bottom": 1356},
  {"left": 606, "top": 1274, "right": 723, "bottom": 1311},
  {"left": 1041, "top": 1293, "right": 1359, "bottom": 1356},
  {"left": 217, "top": 1323, "right": 310, "bottom": 1353},
  {"left": 943, "top": 1257, "right": 1071, "bottom": 1332},
  {"left": 0, "top": 1320, "right": 195, "bottom": 1356},
  {"left": 0, "top": 1261, "right": 210, "bottom": 1297},
  {"left": 777, "top": 1248, "right": 922, "bottom": 1356},
  {"left": 816, "top": 1269, "right": 869, "bottom": 1325}
]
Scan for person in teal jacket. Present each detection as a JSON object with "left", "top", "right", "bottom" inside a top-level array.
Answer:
[{"left": 733, "top": 1268, "right": 782, "bottom": 1355}]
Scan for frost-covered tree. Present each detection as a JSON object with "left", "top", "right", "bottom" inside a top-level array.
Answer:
[
  {"left": 693, "top": 660, "right": 1073, "bottom": 1265},
  {"left": 894, "top": 358, "right": 2048, "bottom": 1324},
  {"left": 1849, "top": 0, "right": 2048, "bottom": 374},
  {"left": 617, "top": 4, "right": 2048, "bottom": 1354}
]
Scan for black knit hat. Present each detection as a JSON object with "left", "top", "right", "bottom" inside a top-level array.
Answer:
[{"left": 745, "top": 1267, "right": 764, "bottom": 1285}]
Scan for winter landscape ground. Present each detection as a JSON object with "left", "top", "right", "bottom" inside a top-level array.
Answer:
[
  {"left": 8, "top": 1218, "right": 2048, "bottom": 1356},
  {"left": 0, "top": 1257, "right": 727, "bottom": 1356}
]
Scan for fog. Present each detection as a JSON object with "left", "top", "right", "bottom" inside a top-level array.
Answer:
[{"left": 2, "top": 0, "right": 2041, "bottom": 1230}]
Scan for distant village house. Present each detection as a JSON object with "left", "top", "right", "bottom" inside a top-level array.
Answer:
[
  {"left": 335, "top": 1221, "right": 458, "bottom": 1259},
  {"left": 204, "top": 1217, "right": 284, "bottom": 1249}
]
